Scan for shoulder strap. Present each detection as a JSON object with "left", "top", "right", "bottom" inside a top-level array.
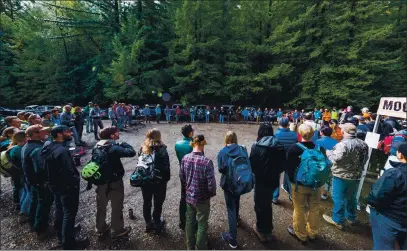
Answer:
[{"left": 296, "top": 142, "right": 308, "bottom": 151}]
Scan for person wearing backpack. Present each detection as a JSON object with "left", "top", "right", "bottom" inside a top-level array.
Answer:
[
  {"left": 323, "top": 123, "right": 369, "bottom": 230},
  {"left": 217, "top": 131, "right": 253, "bottom": 248},
  {"left": 367, "top": 143, "right": 407, "bottom": 250},
  {"left": 139, "top": 128, "right": 170, "bottom": 234},
  {"left": 40, "top": 125, "right": 89, "bottom": 249},
  {"left": 180, "top": 134, "right": 216, "bottom": 250},
  {"left": 87, "top": 126, "right": 136, "bottom": 240},
  {"left": 286, "top": 124, "right": 329, "bottom": 244},
  {"left": 21, "top": 124, "right": 54, "bottom": 240},
  {"left": 175, "top": 124, "right": 194, "bottom": 230},
  {"left": 249, "top": 124, "right": 286, "bottom": 243}
]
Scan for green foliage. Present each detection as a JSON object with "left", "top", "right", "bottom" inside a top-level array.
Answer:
[{"left": 0, "top": 0, "right": 406, "bottom": 109}]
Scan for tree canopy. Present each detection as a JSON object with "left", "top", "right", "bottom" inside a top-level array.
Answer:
[{"left": 1, "top": 0, "right": 406, "bottom": 109}]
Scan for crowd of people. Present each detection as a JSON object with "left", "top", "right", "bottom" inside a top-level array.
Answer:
[{"left": 0, "top": 102, "right": 406, "bottom": 250}]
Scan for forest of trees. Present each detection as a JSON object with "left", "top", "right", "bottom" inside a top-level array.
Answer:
[{"left": 1, "top": 0, "right": 406, "bottom": 109}]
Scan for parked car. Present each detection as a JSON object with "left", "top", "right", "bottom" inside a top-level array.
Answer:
[
  {"left": 0, "top": 107, "right": 18, "bottom": 116},
  {"left": 24, "top": 105, "right": 40, "bottom": 113}
]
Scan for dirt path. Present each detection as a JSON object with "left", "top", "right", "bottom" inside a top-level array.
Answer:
[{"left": 0, "top": 122, "right": 373, "bottom": 250}]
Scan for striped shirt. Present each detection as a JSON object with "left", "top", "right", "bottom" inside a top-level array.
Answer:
[{"left": 180, "top": 152, "right": 216, "bottom": 206}]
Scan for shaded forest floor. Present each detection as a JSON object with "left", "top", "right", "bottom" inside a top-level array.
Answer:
[{"left": 1, "top": 122, "right": 373, "bottom": 250}]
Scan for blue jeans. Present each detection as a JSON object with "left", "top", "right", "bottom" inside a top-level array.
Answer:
[
  {"left": 331, "top": 177, "right": 358, "bottom": 224},
  {"left": 20, "top": 182, "right": 31, "bottom": 215},
  {"left": 243, "top": 115, "right": 248, "bottom": 122},
  {"left": 370, "top": 208, "right": 406, "bottom": 250},
  {"left": 224, "top": 191, "right": 240, "bottom": 241},
  {"left": 272, "top": 172, "right": 292, "bottom": 200},
  {"left": 166, "top": 113, "right": 171, "bottom": 122},
  {"left": 219, "top": 115, "right": 224, "bottom": 123},
  {"left": 31, "top": 185, "right": 54, "bottom": 233},
  {"left": 206, "top": 114, "right": 210, "bottom": 123},
  {"left": 54, "top": 186, "right": 79, "bottom": 250},
  {"left": 191, "top": 114, "right": 195, "bottom": 122},
  {"left": 85, "top": 116, "right": 92, "bottom": 133}
]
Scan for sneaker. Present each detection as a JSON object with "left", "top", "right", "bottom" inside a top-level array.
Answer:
[
  {"left": 323, "top": 214, "right": 344, "bottom": 230},
  {"left": 281, "top": 185, "right": 289, "bottom": 194},
  {"left": 321, "top": 193, "right": 328, "bottom": 200},
  {"left": 252, "top": 224, "right": 267, "bottom": 243},
  {"left": 287, "top": 225, "right": 307, "bottom": 245},
  {"left": 97, "top": 223, "right": 111, "bottom": 239},
  {"left": 221, "top": 232, "right": 237, "bottom": 249},
  {"left": 272, "top": 199, "right": 279, "bottom": 205},
  {"left": 145, "top": 222, "right": 155, "bottom": 233},
  {"left": 154, "top": 219, "right": 166, "bottom": 235},
  {"left": 112, "top": 226, "right": 131, "bottom": 240}
]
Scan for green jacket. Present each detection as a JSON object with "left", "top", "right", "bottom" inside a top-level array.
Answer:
[
  {"left": 175, "top": 137, "right": 193, "bottom": 165},
  {"left": 83, "top": 106, "right": 92, "bottom": 117}
]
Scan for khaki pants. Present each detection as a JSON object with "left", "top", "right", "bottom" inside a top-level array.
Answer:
[
  {"left": 291, "top": 183, "right": 321, "bottom": 241},
  {"left": 96, "top": 180, "right": 124, "bottom": 234}
]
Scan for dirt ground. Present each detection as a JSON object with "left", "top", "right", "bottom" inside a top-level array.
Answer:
[{"left": 0, "top": 121, "right": 374, "bottom": 250}]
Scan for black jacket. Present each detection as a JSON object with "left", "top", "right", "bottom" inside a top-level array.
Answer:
[
  {"left": 366, "top": 161, "right": 407, "bottom": 226},
  {"left": 22, "top": 140, "right": 45, "bottom": 186},
  {"left": 74, "top": 112, "right": 86, "bottom": 126},
  {"left": 384, "top": 117, "right": 401, "bottom": 131},
  {"left": 40, "top": 141, "right": 80, "bottom": 192},
  {"left": 99, "top": 141, "right": 136, "bottom": 183},
  {"left": 138, "top": 145, "right": 171, "bottom": 183},
  {"left": 249, "top": 136, "right": 286, "bottom": 189}
]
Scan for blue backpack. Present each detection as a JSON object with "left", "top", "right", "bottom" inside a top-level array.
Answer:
[
  {"left": 390, "top": 132, "right": 407, "bottom": 156},
  {"left": 295, "top": 143, "right": 330, "bottom": 190},
  {"left": 227, "top": 146, "right": 254, "bottom": 196}
]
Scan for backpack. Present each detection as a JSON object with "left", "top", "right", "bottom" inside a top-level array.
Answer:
[
  {"left": 0, "top": 147, "right": 19, "bottom": 178},
  {"left": 378, "top": 135, "right": 395, "bottom": 155},
  {"left": 226, "top": 146, "right": 254, "bottom": 196},
  {"left": 294, "top": 143, "right": 330, "bottom": 190},
  {"left": 388, "top": 133, "right": 407, "bottom": 156},
  {"left": 130, "top": 151, "right": 160, "bottom": 187},
  {"left": 81, "top": 144, "right": 113, "bottom": 185}
]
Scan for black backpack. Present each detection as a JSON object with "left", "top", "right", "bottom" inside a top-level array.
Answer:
[{"left": 81, "top": 144, "right": 114, "bottom": 185}]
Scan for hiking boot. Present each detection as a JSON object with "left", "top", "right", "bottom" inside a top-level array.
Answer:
[
  {"left": 221, "top": 232, "right": 237, "bottom": 249},
  {"left": 18, "top": 214, "right": 31, "bottom": 224},
  {"left": 145, "top": 222, "right": 155, "bottom": 233},
  {"left": 287, "top": 225, "right": 307, "bottom": 245},
  {"left": 323, "top": 214, "right": 344, "bottom": 230},
  {"left": 112, "top": 227, "right": 131, "bottom": 240},
  {"left": 154, "top": 219, "right": 166, "bottom": 235},
  {"left": 252, "top": 224, "right": 267, "bottom": 243},
  {"left": 97, "top": 223, "right": 111, "bottom": 239}
]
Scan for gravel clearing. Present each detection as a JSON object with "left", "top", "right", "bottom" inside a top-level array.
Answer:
[{"left": 1, "top": 122, "right": 373, "bottom": 250}]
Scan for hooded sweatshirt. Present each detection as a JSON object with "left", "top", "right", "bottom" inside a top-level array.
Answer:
[
  {"left": 217, "top": 144, "right": 248, "bottom": 191},
  {"left": 21, "top": 140, "right": 45, "bottom": 186},
  {"left": 40, "top": 141, "right": 79, "bottom": 192},
  {"left": 249, "top": 136, "right": 286, "bottom": 189}
]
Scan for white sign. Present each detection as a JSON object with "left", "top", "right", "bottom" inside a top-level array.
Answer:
[
  {"left": 365, "top": 132, "right": 380, "bottom": 149},
  {"left": 377, "top": 97, "right": 407, "bottom": 119}
]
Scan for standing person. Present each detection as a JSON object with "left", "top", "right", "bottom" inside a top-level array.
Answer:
[
  {"left": 256, "top": 108, "right": 263, "bottom": 124},
  {"left": 316, "top": 126, "right": 338, "bottom": 200},
  {"left": 180, "top": 135, "right": 216, "bottom": 250},
  {"left": 343, "top": 106, "right": 354, "bottom": 122},
  {"left": 272, "top": 118, "right": 298, "bottom": 204},
  {"left": 21, "top": 125, "right": 54, "bottom": 240},
  {"left": 0, "top": 127, "right": 19, "bottom": 151},
  {"left": 143, "top": 105, "right": 151, "bottom": 124},
  {"left": 40, "top": 126, "right": 89, "bottom": 249},
  {"left": 17, "top": 112, "right": 27, "bottom": 128},
  {"left": 323, "top": 123, "right": 369, "bottom": 230},
  {"left": 108, "top": 105, "right": 118, "bottom": 127},
  {"left": 227, "top": 108, "right": 234, "bottom": 124},
  {"left": 263, "top": 108, "right": 269, "bottom": 123},
  {"left": 41, "top": 111, "right": 53, "bottom": 127},
  {"left": 175, "top": 106, "right": 181, "bottom": 123},
  {"left": 28, "top": 114, "right": 42, "bottom": 126},
  {"left": 116, "top": 103, "right": 126, "bottom": 130},
  {"left": 83, "top": 102, "right": 93, "bottom": 133},
  {"left": 90, "top": 104, "right": 104, "bottom": 140},
  {"left": 300, "top": 109, "right": 305, "bottom": 124},
  {"left": 235, "top": 106, "right": 242, "bottom": 124},
  {"left": 250, "top": 124, "right": 286, "bottom": 242},
  {"left": 313, "top": 108, "right": 321, "bottom": 124},
  {"left": 190, "top": 106, "right": 196, "bottom": 123},
  {"left": 331, "top": 107, "right": 339, "bottom": 121},
  {"left": 286, "top": 124, "right": 325, "bottom": 244},
  {"left": 217, "top": 131, "right": 252, "bottom": 248},
  {"left": 322, "top": 109, "right": 331, "bottom": 125},
  {"left": 303, "top": 113, "right": 321, "bottom": 142},
  {"left": 242, "top": 107, "right": 249, "bottom": 123},
  {"left": 277, "top": 108, "right": 283, "bottom": 122},
  {"left": 91, "top": 127, "right": 136, "bottom": 239},
  {"left": 139, "top": 129, "right": 170, "bottom": 234},
  {"left": 269, "top": 109, "right": 277, "bottom": 125},
  {"left": 292, "top": 109, "right": 300, "bottom": 124},
  {"left": 155, "top": 105, "right": 162, "bottom": 124},
  {"left": 367, "top": 143, "right": 407, "bottom": 250},
  {"left": 73, "top": 107, "right": 85, "bottom": 143},
  {"left": 164, "top": 105, "right": 171, "bottom": 123},
  {"left": 60, "top": 105, "right": 82, "bottom": 146},
  {"left": 51, "top": 109, "right": 61, "bottom": 126},
  {"left": 126, "top": 104, "right": 133, "bottom": 127},
  {"left": 175, "top": 124, "right": 194, "bottom": 230},
  {"left": 205, "top": 106, "right": 211, "bottom": 123},
  {"left": 329, "top": 119, "right": 343, "bottom": 141},
  {"left": 219, "top": 107, "right": 225, "bottom": 124},
  {"left": 212, "top": 107, "right": 219, "bottom": 122}
]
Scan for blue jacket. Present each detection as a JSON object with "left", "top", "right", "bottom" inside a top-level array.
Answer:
[
  {"left": 155, "top": 107, "right": 161, "bottom": 115},
  {"left": 274, "top": 128, "right": 298, "bottom": 151},
  {"left": 51, "top": 114, "right": 61, "bottom": 126},
  {"left": 242, "top": 109, "right": 249, "bottom": 117},
  {"left": 144, "top": 108, "right": 151, "bottom": 116},
  {"left": 314, "top": 111, "right": 321, "bottom": 119},
  {"left": 367, "top": 161, "right": 407, "bottom": 226},
  {"left": 217, "top": 144, "right": 248, "bottom": 191},
  {"left": 293, "top": 112, "right": 300, "bottom": 119},
  {"left": 316, "top": 136, "right": 338, "bottom": 150},
  {"left": 277, "top": 111, "right": 283, "bottom": 118}
]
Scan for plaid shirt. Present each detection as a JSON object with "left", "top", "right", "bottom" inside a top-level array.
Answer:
[{"left": 180, "top": 152, "right": 216, "bottom": 206}]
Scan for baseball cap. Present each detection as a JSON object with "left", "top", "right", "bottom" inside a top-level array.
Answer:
[
  {"left": 396, "top": 143, "right": 407, "bottom": 158},
  {"left": 279, "top": 117, "right": 289, "bottom": 127},
  {"left": 51, "top": 125, "right": 71, "bottom": 138},
  {"left": 26, "top": 124, "right": 50, "bottom": 137},
  {"left": 339, "top": 123, "right": 357, "bottom": 135}
]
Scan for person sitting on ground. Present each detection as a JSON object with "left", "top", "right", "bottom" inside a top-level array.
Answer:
[
  {"left": 323, "top": 123, "right": 368, "bottom": 230},
  {"left": 367, "top": 143, "right": 407, "bottom": 250},
  {"left": 250, "top": 124, "right": 286, "bottom": 243},
  {"left": 139, "top": 128, "right": 170, "bottom": 234},
  {"left": 180, "top": 134, "right": 216, "bottom": 250},
  {"left": 286, "top": 124, "right": 324, "bottom": 244},
  {"left": 175, "top": 124, "right": 194, "bottom": 230},
  {"left": 273, "top": 117, "right": 297, "bottom": 204}
]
